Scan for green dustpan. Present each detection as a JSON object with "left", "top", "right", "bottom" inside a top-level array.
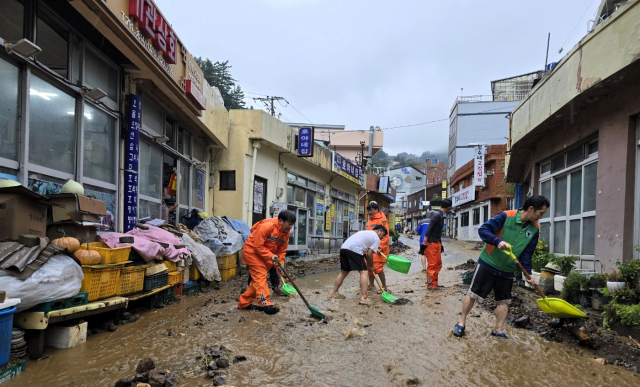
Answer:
[
  {"left": 275, "top": 259, "right": 326, "bottom": 319},
  {"left": 382, "top": 253, "right": 411, "bottom": 274},
  {"left": 279, "top": 275, "right": 298, "bottom": 296}
]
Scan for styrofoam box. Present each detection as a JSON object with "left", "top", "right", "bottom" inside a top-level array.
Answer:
[
  {"left": 45, "top": 322, "right": 87, "bottom": 349},
  {"left": 554, "top": 275, "right": 566, "bottom": 292}
]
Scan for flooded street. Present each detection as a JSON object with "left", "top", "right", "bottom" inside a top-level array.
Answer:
[{"left": 7, "top": 236, "right": 640, "bottom": 386}]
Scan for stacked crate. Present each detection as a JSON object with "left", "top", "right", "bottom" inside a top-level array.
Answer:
[
  {"left": 79, "top": 243, "right": 132, "bottom": 301},
  {"left": 216, "top": 253, "right": 238, "bottom": 281}
]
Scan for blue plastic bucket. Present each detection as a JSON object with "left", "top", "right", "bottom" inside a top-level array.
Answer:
[{"left": 0, "top": 306, "right": 17, "bottom": 367}]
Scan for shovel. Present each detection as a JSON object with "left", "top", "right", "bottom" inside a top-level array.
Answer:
[
  {"left": 379, "top": 252, "right": 411, "bottom": 274},
  {"left": 503, "top": 244, "right": 587, "bottom": 319},
  {"left": 279, "top": 275, "right": 298, "bottom": 297},
  {"left": 274, "top": 259, "right": 326, "bottom": 319},
  {"left": 373, "top": 273, "right": 398, "bottom": 304}
]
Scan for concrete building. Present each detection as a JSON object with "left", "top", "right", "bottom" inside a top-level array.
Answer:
[
  {"left": 448, "top": 71, "right": 544, "bottom": 179},
  {"left": 216, "top": 111, "right": 363, "bottom": 252},
  {"left": 288, "top": 123, "right": 384, "bottom": 164},
  {"left": 418, "top": 160, "right": 447, "bottom": 186},
  {"left": 449, "top": 145, "right": 513, "bottom": 241},
  {"left": 0, "top": 0, "right": 227, "bottom": 232},
  {"left": 506, "top": 0, "right": 640, "bottom": 271}
]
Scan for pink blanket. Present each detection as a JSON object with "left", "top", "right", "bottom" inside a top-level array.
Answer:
[{"left": 99, "top": 225, "right": 191, "bottom": 262}]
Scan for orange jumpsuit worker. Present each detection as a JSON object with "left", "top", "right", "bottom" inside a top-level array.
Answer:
[
  {"left": 365, "top": 201, "right": 390, "bottom": 291},
  {"left": 238, "top": 210, "right": 296, "bottom": 315},
  {"left": 424, "top": 199, "right": 452, "bottom": 288}
]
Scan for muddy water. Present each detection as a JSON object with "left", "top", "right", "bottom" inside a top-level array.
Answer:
[{"left": 8, "top": 257, "right": 640, "bottom": 387}]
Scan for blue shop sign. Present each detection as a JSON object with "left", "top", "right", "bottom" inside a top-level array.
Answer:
[
  {"left": 297, "top": 127, "right": 314, "bottom": 157},
  {"left": 124, "top": 95, "right": 141, "bottom": 232}
]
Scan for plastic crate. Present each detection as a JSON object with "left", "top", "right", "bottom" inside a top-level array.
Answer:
[
  {"left": 190, "top": 265, "right": 201, "bottom": 281},
  {"left": 79, "top": 242, "right": 131, "bottom": 265},
  {"left": 162, "top": 261, "right": 177, "bottom": 272},
  {"left": 168, "top": 271, "right": 182, "bottom": 286},
  {"left": 183, "top": 281, "right": 200, "bottom": 296},
  {"left": 28, "top": 292, "right": 89, "bottom": 313},
  {"left": 145, "top": 263, "right": 167, "bottom": 276},
  {"left": 151, "top": 287, "right": 175, "bottom": 308},
  {"left": 80, "top": 266, "right": 122, "bottom": 301},
  {"left": 174, "top": 283, "right": 183, "bottom": 298},
  {"left": 220, "top": 266, "right": 237, "bottom": 281},
  {"left": 216, "top": 254, "right": 237, "bottom": 270},
  {"left": 116, "top": 266, "right": 146, "bottom": 296},
  {"left": 143, "top": 272, "right": 168, "bottom": 291}
]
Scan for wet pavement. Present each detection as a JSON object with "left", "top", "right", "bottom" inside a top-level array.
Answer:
[{"left": 8, "top": 235, "right": 640, "bottom": 386}]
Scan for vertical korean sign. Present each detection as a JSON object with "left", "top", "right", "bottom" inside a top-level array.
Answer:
[
  {"left": 124, "top": 95, "right": 141, "bottom": 231},
  {"left": 473, "top": 145, "right": 485, "bottom": 186},
  {"left": 297, "top": 127, "right": 314, "bottom": 157}
]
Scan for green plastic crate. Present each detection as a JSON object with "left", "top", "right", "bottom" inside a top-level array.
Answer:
[
  {"left": 183, "top": 282, "right": 200, "bottom": 297},
  {"left": 143, "top": 272, "right": 168, "bottom": 291},
  {"left": 151, "top": 287, "right": 175, "bottom": 308},
  {"left": 28, "top": 292, "right": 89, "bottom": 313}
]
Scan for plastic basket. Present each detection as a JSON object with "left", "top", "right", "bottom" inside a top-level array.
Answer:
[
  {"left": 174, "top": 283, "right": 184, "bottom": 298},
  {"left": 216, "top": 254, "right": 237, "bottom": 270},
  {"left": 168, "top": 271, "right": 182, "bottom": 286},
  {"left": 0, "top": 306, "right": 17, "bottom": 367},
  {"left": 183, "top": 281, "right": 200, "bottom": 296},
  {"left": 145, "top": 264, "right": 167, "bottom": 276},
  {"left": 79, "top": 242, "right": 131, "bottom": 265},
  {"left": 190, "top": 265, "right": 201, "bottom": 281},
  {"left": 80, "top": 266, "right": 122, "bottom": 301},
  {"left": 116, "top": 266, "right": 146, "bottom": 296},
  {"left": 28, "top": 292, "right": 89, "bottom": 313},
  {"left": 143, "top": 272, "right": 168, "bottom": 291},
  {"left": 162, "top": 261, "right": 177, "bottom": 272},
  {"left": 220, "top": 266, "right": 237, "bottom": 281},
  {"left": 151, "top": 287, "right": 175, "bottom": 308}
]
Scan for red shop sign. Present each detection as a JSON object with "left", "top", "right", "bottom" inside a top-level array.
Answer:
[
  {"left": 129, "top": 0, "right": 177, "bottom": 64},
  {"left": 185, "top": 79, "right": 206, "bottom": 110}
]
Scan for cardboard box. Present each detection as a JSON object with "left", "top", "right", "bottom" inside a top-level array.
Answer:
[
  {"left": 47, "top": 221, "right": 98, "bottom": 243},
  {"left": 49, "top": 194, "right": 106, "bottom": 222},
  {"left": 0, "top": 187, "right": 48, "bottom": 241},
  {"left": 45, "top": 321, "right": 87, "bottom": 349}
]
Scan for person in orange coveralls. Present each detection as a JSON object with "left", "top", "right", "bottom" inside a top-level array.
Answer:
[
  {"left": 238, "top": 210, "right": 296, "bottom": 315},
  {"left": 365, "top": 201, "right": 390, "bottom": 291}
]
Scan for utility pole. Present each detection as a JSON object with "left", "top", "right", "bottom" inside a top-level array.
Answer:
[{"left": 252, "top": 96, "right": 285, "bottom": 116}]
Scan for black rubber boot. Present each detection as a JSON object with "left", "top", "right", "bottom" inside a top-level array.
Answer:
[{"left": 262, "top": 306, "right": 280, "bottom": 315}]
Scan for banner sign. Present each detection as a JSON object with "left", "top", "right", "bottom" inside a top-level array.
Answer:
[
  {"left": 473, "top": 145, "right": 485, "bottom": 186},
  {"left": 272, "top": 203, "right": 287, "bottom": 217},
  {"left": 378, "top": 176, "right": 389, "bottom": 193},
  {"left": 297, "top": 127, "right": 314, "bottom": 157},
  {"left": 124, "top": 95, "right": 141, "bottom": 232},
  {"left": 452, "top": 185, "right": 475, "bottom": 207},
  {"left": 332, "top": 152, "right": 364, "bottom": 186}
]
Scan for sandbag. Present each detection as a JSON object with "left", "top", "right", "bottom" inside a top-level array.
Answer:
[{"left": 0, "top": 254, "right": 84, "bottom": 312}]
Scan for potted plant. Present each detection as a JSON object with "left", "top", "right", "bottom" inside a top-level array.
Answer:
[
  {"left": 550, "top": 255, "right": 580, "bottom": 276},
  {"left": 561, "top": 272, "right": 582, "bottom": 304},
  {"left": 612, "top": 287, "right": 636, "bottom": 306},
  {"left": 616, "top": 259, "right": 640, "bottom": 289},
  {"left": 532, "top": 238, "right": 550, "bottom": 272},
  {"left": 607, "top": 270, "right": 626, "bottom": 293},
  {"left": 588, "top": 274, "right": 607, "bottom": 298},
  {"left": 600, "top": 287, "right": 612, "bottom": 305}
]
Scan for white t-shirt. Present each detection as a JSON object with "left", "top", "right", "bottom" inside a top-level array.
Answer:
[{"left": 341, "top": 230, "right": 380, "bottom": 255}]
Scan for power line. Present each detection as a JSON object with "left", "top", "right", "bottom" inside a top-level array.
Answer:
[
  {"left": 284, "top": 99, "right": 313, "bottom": 124},
  {"left": 551, "top": 0, "right": 597, "bottom": 60},
  {"left": 253, "top": 96, "right": 285, "bottom": 116},
  {"left": 380, "top": 104, "right": 515, "bottom": 131}
]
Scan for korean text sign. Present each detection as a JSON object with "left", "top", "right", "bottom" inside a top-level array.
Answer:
[
  {"left": 297, "top": 127, "right": 314, "bottom": 157},
  {"left": 473, "top": 145, "right": 485, "bottom": 186},
  {"left": 124, "top": 95, "right": 142, "bottom": 232}
]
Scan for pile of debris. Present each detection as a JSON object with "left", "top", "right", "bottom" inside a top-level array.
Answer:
[
  {"left": 114, "top": 358, "right": 179, "bottom": 387},
  {"left": 202, "top": 345, "right": 247, "bottom": 386}
]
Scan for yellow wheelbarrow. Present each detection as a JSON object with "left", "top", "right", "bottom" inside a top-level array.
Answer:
[{"left": 504, "top": 244, "right": 587, "bottom": 319}]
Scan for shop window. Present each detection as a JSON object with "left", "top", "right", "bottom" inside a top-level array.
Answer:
[
  {"left": 28, "top": 76, "right": 76, "bottom": 175},
  {"left": 164, "top": 118, "right": 175, "bottom": 149},
  {"left": 84, "top": 48, "right": 118, "bottom": 102},
  {"left": 183, "top": 129, "right": 191, "bottom": 157},
  {"left": 83, "top": 103, "right": 116, "bottom": 184},
  {"left": 71, "top": 34, "right": 81, "bottom": 84},
  {"left": 36, "top": 14, "right": 69, "bottom": 78},
  {"left": 219, "top": 171, "right": 236, "bottom": 191},
  {"left": 179, "top": 161, "right": 190, "bottom": 205},
  {"left": 472, "top": 208, "right": 480, "bottom": 225},
  {"left": 550, "top": 154, "right": 564, "bottom": 173},
  {"left": 460, "top": 212, "right": 469, "bottom": 227},
  {"left": 588, "top": 141, "right": 598, "bottom": 155},
  {"left": 483, "top": 205, "right": 489, "bottom": 223},
  {"left": 286, "top": 185, "right": 293, "bottom": 203},
  {"left": 85, "top": 185, "right": 116, "bottom": 231},
  {"left": 141, "top": 93, "right": 163, "bottom": 137},
  {"left": 0, "top": 0, "right": 24, "bottom": 43},
  {"left": 138, "top": 141, "right": 162, "bottom": 198},
  {"left": 0, "top": 59, "right": 20, "bottom": 162},
  {"left": 566, "top": 144, "right": 585, "bottom": 167},
  {"left": 193, "top": 139, "right": 206, "bottom": 161}
]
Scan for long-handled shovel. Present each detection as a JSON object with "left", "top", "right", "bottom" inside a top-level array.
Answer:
[
  {"left": 373, "top": 273, "right": 398, "bottom": 304},
  {"left": 274, "top": 259, "right": 326, "bottom": 319},
  {"left": 279, "top": 275, "right": 298, "bottom": 296},
  {"left": 504, "top": 244, "right": 587, "bottom": 319},
  {"left": 379, "top": 252, "right": 411, "bottom": 274}
]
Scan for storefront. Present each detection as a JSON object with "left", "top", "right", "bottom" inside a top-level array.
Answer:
[{"left": 0, "top": 0, "right": 228, "bottom": 232}]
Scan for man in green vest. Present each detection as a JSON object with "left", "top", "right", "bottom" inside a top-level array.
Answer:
[{"left": 452, "top": 195, "right": 549, "bottom": 339}]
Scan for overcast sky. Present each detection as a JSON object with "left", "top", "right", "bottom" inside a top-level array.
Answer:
[{"left": 155, "top": 0, "right": 601, "bottom": 155}]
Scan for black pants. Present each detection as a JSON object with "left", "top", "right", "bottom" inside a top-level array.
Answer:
[{"left": 248, "top": 266, "right": 281, "bottom": 288}]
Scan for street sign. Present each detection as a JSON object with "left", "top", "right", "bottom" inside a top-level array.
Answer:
[{"left": 297, "top": 127, "right": 314, "bottom": 157}]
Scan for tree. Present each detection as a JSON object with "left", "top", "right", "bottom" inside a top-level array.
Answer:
[{"left": 193, "top": 58, "right": 246, "bottom": 109}]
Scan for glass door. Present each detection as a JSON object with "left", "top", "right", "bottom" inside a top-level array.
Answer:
[{"left": 296, "top": 208, "right": 308, "bottom": 249}]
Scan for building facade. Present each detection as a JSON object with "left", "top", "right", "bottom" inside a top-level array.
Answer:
[
  {"left": 215, "top": 110, "right": 363, "bottom": 252},
  {"left": 405, "top": 183, "right": 443, "bottom": 230},
  {"left": 506, "top": 0, "right": 640, "bottom": 271},
  {"left": 449, "top": 145, "right": 513, "bottom": 241},
  {"left": 0, "top": 0, "right": 227, "bottom": 232}
]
